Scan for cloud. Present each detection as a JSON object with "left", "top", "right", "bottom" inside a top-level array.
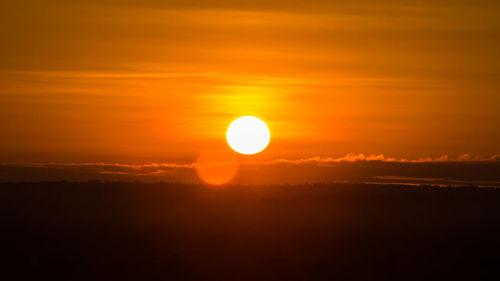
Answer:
[
  {"left": 27, "top": 162, "right": 195, "bottom": 177},
  {"left": 4, "top": 153, "right": 493, "bottom": 179},
  {"left": 1, "top": 154, "right": 499, "bottom": 186},
  {"left": 249, "top": 153, "right": 459, "bottom": 166},
  {"left": 31, "top": 153, "right": 497, "bottom": 170},
  {"left": 37, "top": 162, "right": 195, "bottom": 169}
]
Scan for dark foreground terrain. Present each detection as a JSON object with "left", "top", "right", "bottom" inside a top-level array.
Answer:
[{"left": 1, "top": 182, "right": 500, "bottom": 280}]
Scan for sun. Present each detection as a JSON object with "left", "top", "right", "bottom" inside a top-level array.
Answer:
[{"left": 226, "top": 116, "right": 270, "bottom": 155}]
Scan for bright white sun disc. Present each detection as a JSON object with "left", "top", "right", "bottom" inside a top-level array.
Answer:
[{"left": 226, "top": 116, "right": 270, "bottom": 155}]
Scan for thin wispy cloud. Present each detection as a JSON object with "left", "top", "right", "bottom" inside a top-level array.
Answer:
[
  {"left": 1, "top": 154, "right": 498, "bottom": 186},
  {"left": 26, "top": 153, "right": 499, "bottom": 167},
  {"left": 7, "top": 153, "right": 495, "bottom": 178}
]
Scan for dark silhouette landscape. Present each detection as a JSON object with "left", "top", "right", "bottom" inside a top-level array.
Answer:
[{"left": 2, "top": 182, "right": 499, "bottom": 280}]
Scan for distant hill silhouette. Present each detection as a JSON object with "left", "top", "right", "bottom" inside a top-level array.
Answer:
[{"left": 1, "top": 182, "right": 500, "bottom": 280}]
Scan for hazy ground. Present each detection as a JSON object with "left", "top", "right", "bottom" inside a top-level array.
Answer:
[{"left": 1, "top": 182, "right": 499, "bottom": 280}]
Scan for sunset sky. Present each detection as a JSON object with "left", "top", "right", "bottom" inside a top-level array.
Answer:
[{"left": 1, "top": 0, "right": 499, "bottom": 183}]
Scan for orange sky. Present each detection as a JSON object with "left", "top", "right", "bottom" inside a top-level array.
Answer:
[{"left": 1, "top": 0, "right": 499, "bottom": 164}]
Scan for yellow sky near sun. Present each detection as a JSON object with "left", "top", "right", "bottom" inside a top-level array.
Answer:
[{"left": 0, "top": 0, "right": 499, "bottom": 163}]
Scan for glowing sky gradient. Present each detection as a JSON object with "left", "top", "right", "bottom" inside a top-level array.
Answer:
[{"left": 1, "top": 0, "right": 499, "bottom": 166}]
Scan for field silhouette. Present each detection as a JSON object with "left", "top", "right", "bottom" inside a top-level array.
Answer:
[{"left": 1, "top": 182, "right": 500, "bottom": 280}]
